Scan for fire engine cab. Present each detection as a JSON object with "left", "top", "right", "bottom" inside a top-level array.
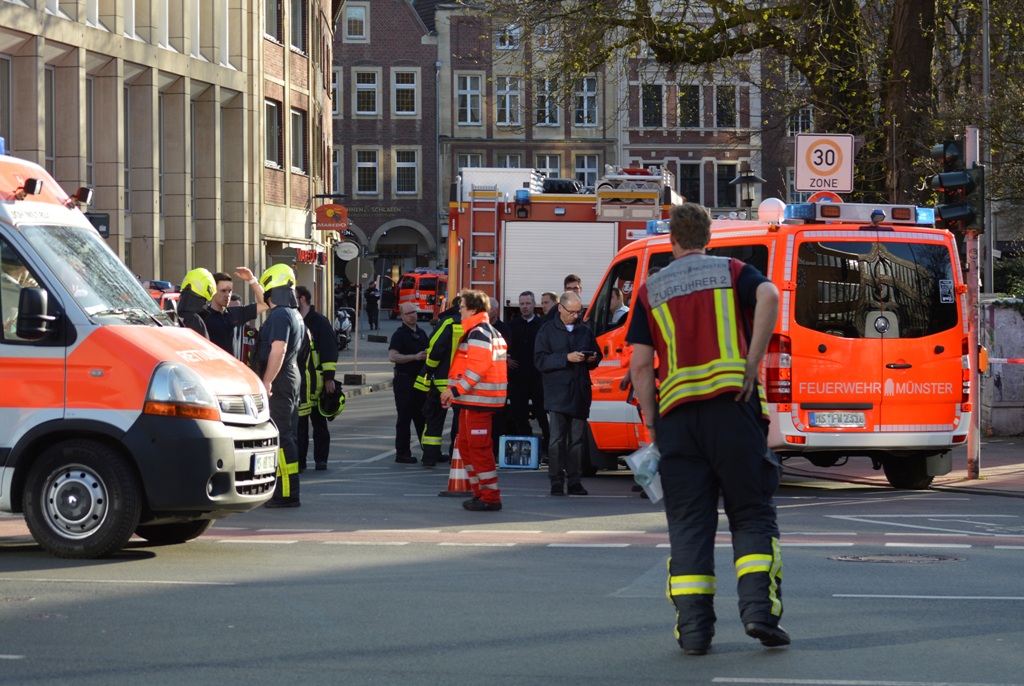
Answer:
[
  {"left": 445, "top": 166, "right": 684, "bottom": 314},
  {"left": 585, "top": 198, "right": 971, "bottom": 489}
]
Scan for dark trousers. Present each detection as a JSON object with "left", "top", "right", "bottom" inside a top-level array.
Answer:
[
  {"left": 422, "top": 390, "right": 460, "bottom": 465},
  {"left": 394, "top": 374, "right": 425, "bottom": 458},
  {"left": 657, "top": 394, "right": 782, "bottom": 647},
  {"left": 297, "top": 409, "right": 330, "bottom": 468},
  {"left": 269, "top": 383, "right": 301, "bottom": 502},
  {"left": 547, "top": 411, "right": 585, "bottom": 486},
  {"left": 367, "top": 306, "right": 379, "bottom": 330},
  {"left": 510, "top": 375, "right": 549, "bottom": 446}
]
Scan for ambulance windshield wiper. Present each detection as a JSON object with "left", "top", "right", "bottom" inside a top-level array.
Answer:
[{"left": 89, "top": 307, "right": 166, "bottom": 326}]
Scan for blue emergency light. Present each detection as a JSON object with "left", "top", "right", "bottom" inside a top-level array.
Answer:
[{"left": 646, "top": 219, "right": 669, "bottom": 235}]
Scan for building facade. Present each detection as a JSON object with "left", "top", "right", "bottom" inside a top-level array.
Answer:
[{"left": 0, "top": 0, "right": 337, "bottom": 307}]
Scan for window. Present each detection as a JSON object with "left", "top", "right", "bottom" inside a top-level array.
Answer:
[
  {"left": 457, "top": 153, "right": 482, "bottom": 170},
  {"left": 641, "top": 84, "right": 663, "bottom": 128},
  {"left": 332, "top": 148, "right": 341, "bottom": 195},
  {"left": 265, "top": 99, "right": 282, "bottom": 167},
  {"left": 536, "top": 154, "right": 560, "bottom": 178},
  {"left": 497, "top": 154, "right": 521, "bottom": 168},
  {"left": 716, "top": 163, "right": 737, "bottom": 208},
  {"left": 535, "top": 77, "right": 559, "bottom": 126},
  {"left": 290, "top": 108, "right": 307, "bottom": 173},
  {"left": 589, "top": 256, "right": 638, "bottom": 337},
  {"left": 787, "top": 168, "right": 810, "bottom": 203},
  {"left": 788, "top": 107, "right": 813, "bottom": 136},
  {"left": 394, "top": 148, "right": 418, "bottom": 194},
  {"left": 332, "top": 69, "right": 341, "bottom": 116},
  {"left": 1, "top": 237, "right": 46, "bottom": 343},
  {"left": 575, "top": 155, "right": 599, "bottom": 190},
  {"left": 355, "top": 71, "right": 378, "bottom": 115},
  {"left": 394, "top": 71, "right": 417, "bottom": 115},
  {"left": 535, "top": 23, "right": 554, "bottom": 50},
  {"left": 495, "top": 76, "right": 520, "bottom": 126},
  {"left": 496, "top": 24, "right": 520, "bottom": 49},
  {"left": 678, "top": 163, "right": 700, "bottom": 204},
  {"left": 355, "top": 148, "right": 379, "bottom": 194},
  {"left": 290, "top": 0, "right": 306, "bottom": 52},
  {"left": 345, "top": 4, "right": 367, "bottom": 41},
  {"left": 457, "top": 74, "right": 482, "bottom": 125},
  {"left": 678, "top": 85, "right": 701, "bottom": 128},
  {"left": 715, "top": 85, "right": 737, "bottom": 128},
  {"left": 574, "top": 77, "right": 597, "bottom": 126},
  {"left": 265, "top": 0, "right": 280, "bottom": 40}
]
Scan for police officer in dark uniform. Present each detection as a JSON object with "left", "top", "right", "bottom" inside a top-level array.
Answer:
[
  {"left": 257, "top": 264, "right": 306, "bottom": 508},
  {"left": 389, "top": 301, "right": 428, "bottom": 463},
  {"left": 627, "top": 202, "right": 787, "bottom": 655}
]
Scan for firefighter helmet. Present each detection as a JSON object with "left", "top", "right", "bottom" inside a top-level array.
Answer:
[
  {"left": 180, "top": 268, "right": 215, "bottom": 301},
  {"left": 318, "top": 386, "right": 346, "bottom": 420},
  {"left": 259, "top": 263, "right": 296, "bottom": 291}
]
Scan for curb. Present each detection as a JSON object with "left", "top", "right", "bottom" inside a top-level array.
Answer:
[{"left": 343, "top": 381, "right": 393, "bottom": 398}]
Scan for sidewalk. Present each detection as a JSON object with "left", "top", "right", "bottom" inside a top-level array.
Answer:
[{"left": 335, "top": 313, "right": 402, "bottom": 397}]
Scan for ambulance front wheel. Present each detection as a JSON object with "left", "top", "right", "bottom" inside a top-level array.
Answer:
[
  {"left": 23, "top": 439, "right": 143, "bottom": 559},
  {"left": 881, "top": 455, "right": 933, "bottom": 490},
  {"left": 134, "top": 519, "right": 214, "bottom": 546}
]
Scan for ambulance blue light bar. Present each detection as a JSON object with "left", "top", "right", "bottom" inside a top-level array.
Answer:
[
  {"left": 646, "top": 219, "right": 670, "bottom": 235},
  {"left": 783, "top": 203, "right": 934, "bottom": 226}
]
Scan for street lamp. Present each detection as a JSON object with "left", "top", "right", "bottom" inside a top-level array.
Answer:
[{"left": 730, "top": 169, "right": 766, "bottom": 218}]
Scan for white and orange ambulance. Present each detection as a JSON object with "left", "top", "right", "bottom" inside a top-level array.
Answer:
[
  {"left": 0, "top": 151, "right": 278, "bottom": 558},
  {"left": 585, "top": 199, "right": 970, "bottom": 489},
  {"left": 392, "top": 268, "right": 448, "bottom": 320}
]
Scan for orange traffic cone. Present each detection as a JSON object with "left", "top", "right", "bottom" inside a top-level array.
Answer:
[{"left": 438, "top": 448, "right": 473, "bottom": 497}]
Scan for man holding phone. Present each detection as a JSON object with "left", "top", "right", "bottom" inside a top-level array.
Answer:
[{"left": 535, "top": 291, "right": 602, "bottom": 496}]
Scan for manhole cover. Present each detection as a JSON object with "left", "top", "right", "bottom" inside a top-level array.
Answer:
[{"left": 830, "top": 554, "right": 962, "bottom": 564}]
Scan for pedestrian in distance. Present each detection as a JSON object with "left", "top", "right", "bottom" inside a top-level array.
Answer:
[
  {"left": 178, "top": 267, "right": 215, "bottom": 339},
  {"left": 296, "top": 285, "right": 339, "bottom": 472},
  {"left": 256, "top": 264, "right": 308, "bottom": 509},
  {"left": 627, "top": 202, "right": 787, "bottom": 656},
  {"left": 365, "top": 283, "right": 381, "bottom": 330},
  {"left": 440, "top": 289, "right": 508, "bottom": 511},
  {"left": 534, "top": 291, "right": 601, "bottom": 496},
  {"left": 389, "top": 302, "right": 428, "bottom": 463},
  {"left": 506, "top": 290, "right": 550, "bottom": 453},
  {"left": 204, "top": 268, "right": 268, "bottom": 360}
]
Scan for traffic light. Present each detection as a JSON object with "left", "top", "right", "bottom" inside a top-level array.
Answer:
[
  {"left": 928, "top": 139, "right": 985, "bottom": 232},
  {"left": 930, "top": 140, "right": 963, "bottom": 173}
]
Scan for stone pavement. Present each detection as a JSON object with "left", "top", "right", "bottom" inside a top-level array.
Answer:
[{"left": 335, "top": 311, "right": 402, "bottom": 397}]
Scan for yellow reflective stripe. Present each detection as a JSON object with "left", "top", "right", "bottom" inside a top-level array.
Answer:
[
  {"left": 735, "top": 553, "right": 772, "bottom": 578},
  {"left": 652, "top": 301, "right": 676, "bottom": 373},
  {"left": 715, "top": 288, "right": 740, "bottom": 362},
  {"left": 322, "top": 362, "right": 337, "bottom": 372},
  {"left": 659, "top": 373, "right": 745, "bottom": 413},
  {"left": 668, "top": 574, "right": 717, "bottom": 596},
  {"left": 769, "top": 537, "right": 783, "bottom": 616},
  {"left": 276, "top": 449, "right": 299, "bottom": 498},
  {"left": 422, "top": 436, "right": 442, "bottom": 447}
]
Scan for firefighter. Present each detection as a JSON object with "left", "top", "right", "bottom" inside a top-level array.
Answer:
[
  {"left": 414, "top": 296, "right": 463, "bottom": 468},
  {"left": 440, "top": 289, "right": 508, "bottom": 511},
  {"left": 178, "top": 268, "right": 215, "bottom": 338},
  {"left": 626, "top": 202, "right": 787, "bottom": 655},
  {"left": 296, "top": 285, "right": 339, "bottom": 471},
  {"left": 257, "top": 264, "right": 307, "bottom": 508}
]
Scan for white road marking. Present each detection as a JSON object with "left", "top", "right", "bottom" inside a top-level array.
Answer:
[
  {"left": 255, "top": 528, "right": 332, "bottom": 533},
  {"left": 566, "top": 530, "right": 646, "bottom": 535},
  {"left": 715, "top": 678, "right": 1020, "bottom": 685},
  {"left": 0, "top": 577, "right": 234, "bottom": 586},
  {"left": 0, "top": 655, "right": 26, "bottom": 660},
  {"left": 217, "top": 540, "right": 297, "bottom": 545},
  {"left": 883, "top": 542, "right": 971, "bottom": 548},
  {"left": 439, "top": 542, "right": 516, "bottom": 547},
  {"left": 548, "top": 543, "right": 630, "bottom": 548},
  {"left": 828, "top": 514, "right": 1017, "bottom": 537},
  {"left": 836, "top": 594, "right": 1024, "bottom": 601},
  {"left": 324, "top": 541, "right": 409, "bottom": 546},
  {"left": 783, "top": 543, "right": 856, "bottom": 547},
  {"left": 458, "top": 530, "right": 542, "bottom": 534},
  {"left": 357, "top": 529, "right": 442, "bottom": 533}
]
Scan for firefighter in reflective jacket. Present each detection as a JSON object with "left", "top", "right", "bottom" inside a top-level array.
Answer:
[
  {"left": 296, "top": 285, "right": 339, "bottom": 471},
  {"left": 414, "top": 296, "right": 463, "bottom": 467},
  {"left": 626, "top": 202, "right": 788, "bottom": 655},
  {"left": 440, "top": 290, "right": 507, "bottom": 511}
]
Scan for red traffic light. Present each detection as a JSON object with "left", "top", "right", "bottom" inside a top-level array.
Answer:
[
  {"left": 930, "top": 140, "right": 962, "bottom": 171},
  {"left": 929, "top": 171, "right": 976, "bottom": 195}
]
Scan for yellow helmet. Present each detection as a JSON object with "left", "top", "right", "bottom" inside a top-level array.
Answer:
[
  {"left": 259, "top": 263, "right": 296, "bottom": 291},
  {"left": 180, "top": 268, "right": 215, "bottom": 301}
]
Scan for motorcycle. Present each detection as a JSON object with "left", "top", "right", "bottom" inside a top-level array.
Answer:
[{"left": 334, "top": 306, "right": 354, "bottom": 351}]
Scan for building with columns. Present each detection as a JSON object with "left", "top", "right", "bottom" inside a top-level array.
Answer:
[{"left": 0, "top": 0, "right": 339, "bottom": 307}]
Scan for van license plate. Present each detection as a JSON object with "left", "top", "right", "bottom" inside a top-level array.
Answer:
[
  {"left": 252, "top": 450, "right": 278, "bottom": 476},
  {"left": 809, "top": 412, "right": 865, "bottom": 428}
]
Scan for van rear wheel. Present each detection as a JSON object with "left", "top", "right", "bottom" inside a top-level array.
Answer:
[
  {"left": 882, "top": 456, "right": 933, "bottom": 490},
  {"left": 135, "top": 520, "right": 214, "bottom": 546},
  {"left": 23, "top": 440, "right": 142, "bottom": 559}
]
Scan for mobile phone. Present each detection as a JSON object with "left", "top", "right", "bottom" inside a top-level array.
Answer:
[{"left": 580, "top": 351, "right": 597, "bottom": 356}]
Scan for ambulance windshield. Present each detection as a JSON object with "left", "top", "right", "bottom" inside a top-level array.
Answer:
[{"left": 21, "top": 224, "right": 169, "bottom": 324}]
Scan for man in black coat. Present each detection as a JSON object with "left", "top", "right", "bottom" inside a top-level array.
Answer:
[
  {"left": 534, "top": 291, "right": 602, "bottom": 496},
  {"left": 507, "top": 290, "right": 549, "bottom": 451}
]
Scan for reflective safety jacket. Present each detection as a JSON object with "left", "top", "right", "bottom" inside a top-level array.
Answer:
[
  {"left": 414, "top": 310, "right": 462, "bottom": 392},
  {"left": 448, "top": 310, "right": 507, "bottom": 411},
  {"left": 299, "top": 307, "right": 339, "bottom": 416},
  {"left": 639, "top": 253, "right": 766, "bottom": 418}
]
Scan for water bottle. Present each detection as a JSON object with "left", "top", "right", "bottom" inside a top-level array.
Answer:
[{"left": 632, "top": 443, "right": 661, "bottom": 487}]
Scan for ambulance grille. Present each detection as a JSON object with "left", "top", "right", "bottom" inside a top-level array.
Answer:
[{"left": 217, "top": 393, "right": 267, "bottom": 421}]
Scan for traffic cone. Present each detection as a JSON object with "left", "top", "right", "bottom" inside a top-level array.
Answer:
[{"left": 438, "top": 448, "right": 473, "bottom": 497}]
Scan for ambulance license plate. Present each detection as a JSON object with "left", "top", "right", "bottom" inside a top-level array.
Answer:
[
  {"left": 809, "top": 411, "right": 865, "bottom": 428},
  {"left": 252, "top": 450, "right": 278, "bottom": 476}
]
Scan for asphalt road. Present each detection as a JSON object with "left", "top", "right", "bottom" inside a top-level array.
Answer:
[{"left": 2, "top": 389, "right": 1023, "bottom": 685}]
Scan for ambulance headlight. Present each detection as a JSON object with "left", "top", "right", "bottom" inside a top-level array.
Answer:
[{"left": 143, "top": 362, "right": 222, "bottom": 421}]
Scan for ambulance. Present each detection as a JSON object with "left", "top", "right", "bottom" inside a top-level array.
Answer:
[
  {"left": 585, "top": 199, "right": 970, "bottom": 489},
  {"left": 0, "top": 151, "right": 279, "bottom": 558},
  {"left": 392, "top": 267, "right": 448, "bottom": 320}
]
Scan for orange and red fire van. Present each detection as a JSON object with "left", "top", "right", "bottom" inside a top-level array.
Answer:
[
  {"left": 392, "top": 268, "right": 448, "bottom": 321},
  {"left": 585, "top": 200, "right": 970, "bottom": 489},
  {"left": 0, "top": 152, "right": 278, "bottom": 558}
]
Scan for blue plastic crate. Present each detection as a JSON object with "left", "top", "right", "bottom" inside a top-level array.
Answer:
[{"left": 498, "top": 436, "right": 540, "bottom": 469}]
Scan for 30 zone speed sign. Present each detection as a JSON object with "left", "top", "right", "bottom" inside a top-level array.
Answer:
[{"left": 795, "top": 134, "right": 854, "bottom": 193}]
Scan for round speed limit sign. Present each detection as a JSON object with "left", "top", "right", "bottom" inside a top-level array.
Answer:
[{"left": 795, "top": 134, "right": 854, "bottom": 193}]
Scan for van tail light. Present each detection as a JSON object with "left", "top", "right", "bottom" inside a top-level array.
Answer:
[
  {"left": 764, "top": 334, "right": 792, "bottom": 404},
  {"left": 961, "top": 336, "right": 971, "bottom": 408}
]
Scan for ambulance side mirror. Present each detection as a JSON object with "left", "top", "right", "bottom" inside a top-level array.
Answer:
[{"left": 17, "top": 287, "right": 57, "bottom": 340}]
